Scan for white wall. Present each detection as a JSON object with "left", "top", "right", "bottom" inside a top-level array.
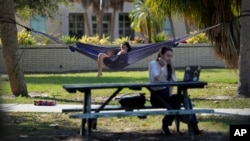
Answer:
[{"left": 0, "top": 44, "right": 225, "bottom": 74}]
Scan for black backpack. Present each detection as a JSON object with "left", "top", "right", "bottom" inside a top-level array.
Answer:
[{"left": 118, "top": 93, "right": 146, "bottom": 111}]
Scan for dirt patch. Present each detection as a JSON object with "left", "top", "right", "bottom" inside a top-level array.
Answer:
[
  {"left": 29, "top": 92, "right": 50, "bottom": 98},
  {"left": 205, "top": 96, "right": 233, "bottom": 100}
]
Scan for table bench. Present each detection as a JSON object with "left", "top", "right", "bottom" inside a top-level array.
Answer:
[{"left": 63, "top": 81, "right": 214, "bottom": 141}]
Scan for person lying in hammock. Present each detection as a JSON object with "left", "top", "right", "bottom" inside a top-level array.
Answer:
[{"left": 97, "top": 42, "right": 132, "bottom": 77}]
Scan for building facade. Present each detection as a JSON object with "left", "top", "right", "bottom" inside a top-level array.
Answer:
[{"left": 16, "top": 1, "right": 188, "bottom": 41}]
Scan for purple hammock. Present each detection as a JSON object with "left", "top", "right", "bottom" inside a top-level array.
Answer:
[
  {"left": 68, "top": 39, "right": 177, "bottom": 70},
  {"left": 68, "top": 22, "right": 223, "bottom": 70}
]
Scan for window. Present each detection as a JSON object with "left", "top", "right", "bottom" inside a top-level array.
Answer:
[
  {"left": 92, "top": 13, "right": 111, "bottom": 36},
  {"left": 69, "top": 13, "right": 84, "bottom": 38},
  {"left": 30, "top": 16, "right": 46, "bottom": 33},
  {"left": 119, "top": 13, "right": 134, "bottom": 38}
]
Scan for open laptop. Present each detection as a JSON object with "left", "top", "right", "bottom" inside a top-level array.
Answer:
[{"left": 183, "top": 66, "right": 201, "bottom": 82}]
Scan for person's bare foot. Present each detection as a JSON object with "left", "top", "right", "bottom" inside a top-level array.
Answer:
[{"left": 96, "top": 72, "right": 102, "bottom": 78}]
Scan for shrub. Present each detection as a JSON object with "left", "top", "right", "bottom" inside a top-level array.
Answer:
[
  {"left": 151, "top": 31, "right": 168, "bottom": 43},
  {"left": 40, "top": 37, "right": 51, "bottom": 45},
  {"left": 112, "top": 36, "right": 129, "bottom": 45},
  {"left": 133, "top": 36, "right": 146, "bottom": 44},
  {"left": 18, "top": 29, "right": 36, "bottom": 45},
  {"left": 186, "top": 31, "right": 209, "bottom": 43},
  {"left": 60, "top": 35, "right": 78, "bottom": 44},
  {"left": 99, "top": 35, "right": 110, "bottom": 45}
]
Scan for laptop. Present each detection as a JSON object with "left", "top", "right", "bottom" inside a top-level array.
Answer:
[{"left": 183, "top": 66, "right": 201, "bottom": 82}]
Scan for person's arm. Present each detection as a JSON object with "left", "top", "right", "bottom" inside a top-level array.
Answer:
[
  {"left": 149, "top": 59, "right": 166, "bottom": 82},
  {"left": 154, "top": 66, "right": 166, "bottom": 81},
  {"left": 155, "top": 58, "right": 167, "bottom": 81},
  {"left": 117, "top": 50, "right": 126, "bottom": 55}
]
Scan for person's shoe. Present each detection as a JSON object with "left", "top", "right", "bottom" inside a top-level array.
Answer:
[
  {"left": 193, "top": 124, "right": 202, "bottom": 135},
  {"left": 161, "top": 127, "right": 172, "bottom": 136}
]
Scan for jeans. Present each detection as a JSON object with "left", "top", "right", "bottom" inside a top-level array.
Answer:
[{"left": 150, "top": 88, "right": 198, "bottom": 130}]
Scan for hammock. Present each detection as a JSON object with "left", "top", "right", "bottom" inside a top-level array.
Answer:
[
  {"left": 69, "top": 40, "right": 177, "bottom": 70},
  {"left": 68, "top": 23, "right": 223, "bottom": 70}
]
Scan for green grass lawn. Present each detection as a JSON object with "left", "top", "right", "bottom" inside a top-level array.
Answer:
[
  {"left": 1, "top": 69, "right": 249, "bottom": 108},
  {"left": 1, "top": 69, "right": 250, "bottom": 141}
]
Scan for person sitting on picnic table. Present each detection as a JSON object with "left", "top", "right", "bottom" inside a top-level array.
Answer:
[
  {"left": 148, "top": 46, "right": 201, "bottom": 136},
  {"left": 97, "top": 42, "right": 132, "bottom": 77}
]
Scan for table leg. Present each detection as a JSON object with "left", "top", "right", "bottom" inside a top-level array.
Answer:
[
  {"left": 80, "top": 92, "right": 88, "bottom": 135},
  {"left": 95, "top": 88, "right": 122, "bottom": 112},
  {"left": 86, "top": 90, "right": 92, "bottom": 140},
  {"left": 182, "top": 88, "right": 195, "bottom": 141}
]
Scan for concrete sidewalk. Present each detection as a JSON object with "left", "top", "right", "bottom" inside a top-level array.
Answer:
[{"left": 1, "top": 104, "right": 250, "bottom": 116}]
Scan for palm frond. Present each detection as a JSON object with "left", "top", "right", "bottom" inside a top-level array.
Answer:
[{"left": 147, "top": 0, "right": 241, "bottom": 67}]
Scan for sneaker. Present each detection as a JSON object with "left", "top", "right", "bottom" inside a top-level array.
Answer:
[
  {"left": 161, "top": 128, "right": 172, "bottom": 136},
  {"left": 192, "top": 124, "right": 202, "bottom": 135}
]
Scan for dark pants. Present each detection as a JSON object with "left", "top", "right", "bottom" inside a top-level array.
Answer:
[{"left": 150, "top": 88, "right": 198, "bottom": 130}]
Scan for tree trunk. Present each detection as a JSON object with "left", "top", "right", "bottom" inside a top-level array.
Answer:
[
  {"left": 110, "top": 9, "right": 116, "bottom": 41},
  {"left": 168, "top": 12, "right": 175, "bottom": 38},
  {"left": 147, "top": 18, "right": 152, "bottom": 43},
  {"left": 0, "top": 0, "right": 28, "bottom": 97},
  {"left": 238, "top": 0, "right": 250, "bottom": 97},
  {"left": 97, "top": 0, "right": 103, "bottom": 38},
  {"left": 83, "top": 12, "right": 91, "bottom": 36}
]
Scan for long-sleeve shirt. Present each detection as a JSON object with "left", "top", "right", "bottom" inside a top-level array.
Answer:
[{"left": 148, "top": 60, "right": 177, "bottom": 92}]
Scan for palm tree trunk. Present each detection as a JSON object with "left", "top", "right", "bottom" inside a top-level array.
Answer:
[
  {"left": 97, "top": 7, "right": 103, "bottom": 37},
  {"left": 147, "top": 18, "right": 152, "bottom": 43},
  {"left": 110, "top": 9, "right": 116, "bottom": 41},
  {"left": 0, "top": 0, "right": 28, "bottom": 97},
  {"left": 238, "top": 0, "right": 250, "bottom": 97},
  {"left": 168, "top": 11, "right": 175, "bottom": 38},
  {"left": 83, "top": 12, "right": 91, "bottom": 36}
]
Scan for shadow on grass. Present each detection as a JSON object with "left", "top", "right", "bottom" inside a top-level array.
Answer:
[
  {"left": 199, "top": 115, "right": 250, "bottom": 124},
  {"left": 4, "top": 114, "right": 250, "bottom": 141},
  {"left": 3, "top": 113, "right": 79, "bottom": 141},
  {"left": 65, "top": 130, "right": 229, "bottom": 141}
]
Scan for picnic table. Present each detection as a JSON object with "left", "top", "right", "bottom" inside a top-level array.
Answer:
[{"left": 63, "top": 81, "right": 214, "bottom": 140}]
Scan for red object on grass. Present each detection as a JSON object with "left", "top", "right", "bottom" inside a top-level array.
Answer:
[{"left": 34, "top": 100, "right": 56, "bottom": 106}]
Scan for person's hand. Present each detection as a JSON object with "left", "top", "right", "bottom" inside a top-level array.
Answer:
[{"left": 158, "top": 57, "right": 167, "bottom": 68}]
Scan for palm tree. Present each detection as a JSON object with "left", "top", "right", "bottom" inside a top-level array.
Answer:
[
  {"left": 109, "top": 0, "right": 125, "bottom": 41},
  {"left": 129, "top": 0, "right": 165, "bottom": 43},
  {"left": 80, "top": 0, "right": 92, "bottom": 36},
  {"left": 0, "top": 0, "right": 28, "bottom": 97},
  {"left": 147, "top": 0, "right": 250, "bottom": 97},
  {"left": 80, "top": 0, "right": 128, "bottom": 40}
]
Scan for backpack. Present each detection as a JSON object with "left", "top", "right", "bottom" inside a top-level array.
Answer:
[{"left": 117, "top": 93, "right": 146, "bottom": 111}]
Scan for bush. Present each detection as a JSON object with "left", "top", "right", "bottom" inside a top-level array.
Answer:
[
  {"left": 99, "top": 35, "right": 110, "bottom": 45},
  {"left": 152, "top": 31, "right": 168, "bottom": 43},
  {"left": 79, "top": 34, "right": 110, "bottom": 45},
  {"left": 112, "top": 36, "right": 129, "bottom": 45},
  {"left": 60, "top": 35, "right": 78, "bottom": 44},
  {"left": 132, "top": 36, "right": 146, "bottom": 44},
  {"left": 18, "top": 29, "right": 36, "bottom": 45},
  {"left": 186, "top": 31, "right": 209, "bottom": 43}
]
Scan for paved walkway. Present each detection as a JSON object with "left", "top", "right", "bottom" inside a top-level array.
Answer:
[{"left": 1, "top": 104, "right": 250, "bottom": 116}]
